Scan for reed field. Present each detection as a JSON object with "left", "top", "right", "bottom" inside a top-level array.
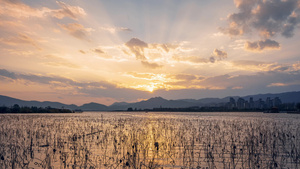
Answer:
[{"left": 0, "top": 112, "right": 299, "bottom": 169}]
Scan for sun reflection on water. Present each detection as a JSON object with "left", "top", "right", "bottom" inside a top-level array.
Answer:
[{"left": 0, "top": 112, "right": 300, "bottom": 168}]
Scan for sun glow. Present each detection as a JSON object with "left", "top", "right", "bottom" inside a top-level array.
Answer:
[
  {"left": 146, "top": 85, "right": 155, "bottom": 93},
  {"left": 133, "top": 83, "right": 160, "bottom": 93}
]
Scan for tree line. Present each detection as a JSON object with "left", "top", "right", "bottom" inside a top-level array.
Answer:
[{"left": 0, "top": 104, "right": 73, "bottom": 113}]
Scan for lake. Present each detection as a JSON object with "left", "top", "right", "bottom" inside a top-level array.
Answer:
[{"left": 0, "top": 112, "right": 299, "bottom": 168}]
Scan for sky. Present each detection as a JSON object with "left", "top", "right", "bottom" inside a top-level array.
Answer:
[{"left": 1, "top": 0, "right": 300, "bottom": 105}]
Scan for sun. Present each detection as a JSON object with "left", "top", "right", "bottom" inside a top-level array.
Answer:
[
  {"left": 146, "top": 85, "right": 155, "bottom": 93},
  {"left": 129, "top": 84, "right": 156, "bottom": 93}
]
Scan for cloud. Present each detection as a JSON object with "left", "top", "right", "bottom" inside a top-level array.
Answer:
[
  {"left": 0, "top": 0, "right": 86, "bottom": 20},
  {"left": 150, "top": 43, "right": 179, "bottom": 53},
  {"left": 59, "top": 23, "right": 93, "bottom": 41},
  {"left": 125, "top": 38, "right": 167, "bottom": 68},
  {"left": 125, "top": 38, "right": 148, "bottom": 60},
  {"left": 93, "top": 48, "right": 104, "bottom": 54},
  {"left": 267, "top": 83, "right": 289, "bottom": 87},
  {"left": 221, "top": 0, "right": 300, "bottom": 52},
  {"left": 124, "top": 38, "right": 196, "bottom": 68},
  {"left": 173, "top": 48, "right": 228, "bottom": 64},
  {"left": 43, "top": 54, "right": 81, "bottom": 69},
  {"left": 0, "top": 69, "right": 17, "bottom": 79},
  {"left": 232, "top": 60, "right": 289, "bottom": 72},
  {"left": 125, "top": 72, "right": 160, "bottom": 80},
  {"left": 213, "top": 49, "right": 227, "bottom": 59},
  {"left": 125, "top": 72, "right": 204, "bottom": 91},
  {"left": 0, "top": 0, "right": 47, "bottom": 18},
  {"left": 79, "top": 50, "right": 86, "bottom": 54},
  {"left": 222, "top": 0, "right": 300, "bottom": 39},
  {"left": 293, "top": 61, "right": 300, "bottom": 71},
  {"left": 100, "top": 26, "right": 132, "bottom": 34},
  {"left": 0, "top": 20, "right": 25, "bottom": 30},
  {"left": 91, "top": 48, "right": 113, "bottom": 59},
  {"left": 2, "top": 68, "right": 300, "bottom": 102},
  {"left": 245, "top": 39, "right": 280, "bottom": 51},
  {"left": 173, "top": 74, "right": 197, "bottom": 81},
  {"left": 0, "top": 68, "right": 150, "bottom": 101},
  {"left": 0, "top": 33, "right": 41, "bottom": 50},
  {"left": 232, "top": 86, "right": 243, "bottom": 89},
  {"left": 209, "top": 56, "right": 216, "bottom": 63},
  {"left": 172, "top": 55, "right": 210, "bottom": 64},
  {"left": 199, "top": 71, "right": 300, "bottom": 92},
  {"left": 0, "top": 68, "right": 114, "bottom": 90},
  {"left": 52, "top": 1, "right": 86, "bottom": 20},
  {"left": 141, "top": 61, "right": 162, "bottom": 69}
]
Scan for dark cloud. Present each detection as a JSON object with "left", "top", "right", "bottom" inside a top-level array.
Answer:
[
  {"left": 59, "top": 23, "right": 93, "bottom": 41},
  {"left": 0, "top": 68, "right": 114, "bottom": 89},
  {"left": 125, "top": 38, "right": 173, "bottom": 68},
  {"left": 125, "top": 38, "right": 148, "bottom": 60},
  {"left": 222, "top": 0, "right": 300, "bottom": 52},
  {"left": 194, "top": 71, "right": 300, "bottom": 92},
  {"left": 79, "top": 50, "right": 86, "bottom": 54},
  {"left": 0, "top": 68, "right": 150, "bottom": 101},
  {"left": 165, "top": 74, "right": 198, "bottom": 85},
  {"left": 91, "top": 48, "right": 113, "bottom": 59},
  {"left": 1, "top": 0, "right": 21, "bottom": 4},
  {"left": 213, "top": 49, "right": 227, "bottom": 60},
  {"left": 209, "top": 56, "right": 215, "bottom": 63},
  {"left": 141, "top": 61, "right": 162, "bottom": 69},
  {"left": 126, "top": 38, "right": 148, "bottom": 48},
  {"left": 0, "top": 69, "right": 17, "bottom": 79},
  {"left": 93, "top": 48, "right": 104, "bottom": 54},
  {"left": 245, "top": 39, "right": 280, "bottom": 51},
  {"left": 282, "top": 15, "right": 299, "bottom": 37},
  {"left": 222, "top": 0, "right": 300, "bottom": 38},
  {"left": 174, "top": 74, "right": 197, "bottom": 81}
]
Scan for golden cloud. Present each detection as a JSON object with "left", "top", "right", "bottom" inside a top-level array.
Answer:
[
  {"left": 59, "top": 23, "right": 93, "bottom": 41},
  {"left": 0, "top": 33, "right": 41, "bottom": 50},
  {"left": 0, "top": 0, "right": 86, "bottom": 20}
]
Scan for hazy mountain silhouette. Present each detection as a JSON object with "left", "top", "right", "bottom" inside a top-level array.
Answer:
[
  {"left": 0, "top": 91, "right": 300, "bottom": 111},
  {"left": 80, "top": 102, "right": 108, "bottom": 111},
  {"left": 0, "top": 95, "right": 78, "bottom": 109},
  {"left": 112, "top": 97, "right": 199, "bottom": 110}
]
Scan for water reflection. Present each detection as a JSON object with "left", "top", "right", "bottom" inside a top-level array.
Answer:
[{"left": 0, "top": 112, "right": 299, "bottom": 168}]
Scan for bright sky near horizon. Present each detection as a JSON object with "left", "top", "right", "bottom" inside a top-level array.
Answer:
[{"left": 1, "top": 0, "right": 300, "bottom": 105}]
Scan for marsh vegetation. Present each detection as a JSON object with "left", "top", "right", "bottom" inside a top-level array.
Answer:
[{"left": 0, "top": 112, "right": 299, "bottom": 168}]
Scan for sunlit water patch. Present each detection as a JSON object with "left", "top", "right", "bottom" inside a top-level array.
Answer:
[{"left": 0, "top": 112, "right": 300, "bottom": 168}]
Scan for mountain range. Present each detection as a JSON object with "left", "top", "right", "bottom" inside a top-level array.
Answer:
[{"left": 0, "top": 91, "right": 300, "bottom": 111}]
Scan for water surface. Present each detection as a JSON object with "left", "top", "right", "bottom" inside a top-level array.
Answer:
[{"left": 0, "top": 112, "right": 299, "bottom": 168}]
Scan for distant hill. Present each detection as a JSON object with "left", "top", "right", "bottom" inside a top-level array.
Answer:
[
  {"left": 118, "top": 97, "right": 199, "bottom": 110},
  {"left": 0, "top": 95, "right": 78, "bottom": 110},
  {"left": 0, "top": 91, "right": 300, "bottom": 111},
  {"left": 109, "top": 102, "right": 131, "bottom": 110},
  {"left": 0, "top": 95, "right": 107, "bottom": 111},
  {"left": 80, "top": 102, "right": 108, "bottom": 111}
]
